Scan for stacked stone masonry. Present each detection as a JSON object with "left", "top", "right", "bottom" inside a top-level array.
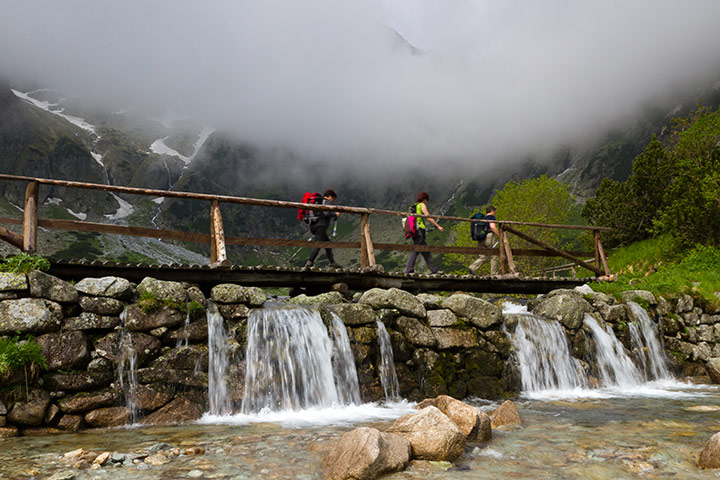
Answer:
[{"left": 1, "top": 270, "right": 718, "bottom": 437}]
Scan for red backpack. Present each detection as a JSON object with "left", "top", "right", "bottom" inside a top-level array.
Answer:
[{"left": 298, "top": 192, "right": 323, "bottom": 223}]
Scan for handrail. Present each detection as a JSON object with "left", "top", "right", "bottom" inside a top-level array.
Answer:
[{"left": 0, "top": 174, "right": 613, "bottom": 277}]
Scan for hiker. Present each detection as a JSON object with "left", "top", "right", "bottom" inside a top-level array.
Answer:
[
  {"left": 305, "top": 189, "right": 341, "bottom": 268},
  {"left": 406, "top": 191, "right": 444, "bottom": 274},
  {"left": 469, "top": 205, "right": 500, "bottom": 275}
]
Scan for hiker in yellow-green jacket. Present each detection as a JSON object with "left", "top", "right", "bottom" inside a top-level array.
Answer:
[{"left": 405, "top": 191, "right": 444, "bottom": 274}]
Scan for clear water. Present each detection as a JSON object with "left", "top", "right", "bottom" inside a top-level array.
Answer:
[
  {"left": 116, "top": 308, "right": 139, "bottom": 423},
  {"left": 4, "top": 386, "right": 720, "bottom": 479},
  {"left": 377, "top": 320, "right": 400, "bottom": 401},
  {"left": 207, "top": 301, "right": 231, "bottom": 416}
]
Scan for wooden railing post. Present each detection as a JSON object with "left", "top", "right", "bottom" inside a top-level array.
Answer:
[
  {"left": 360, "top": 213, "right": 369, "bottom": 268},
  {"left": 363, "top": 215, "right": 376, "bottom": 267},
  {"left": 209, "top": 200, "right": 227, "bottom": 265},
  {"left": 498, "top": 226, "right": 507, "bottom": 275},
  {"left": 594, "top": 230, "right": 601, "bottom": 268},
  {"left": 23, "top": 181, "right": 38, "bottom": 253},
  {"left": 501, "top": 228, "right": 517, "bottom": 274}
]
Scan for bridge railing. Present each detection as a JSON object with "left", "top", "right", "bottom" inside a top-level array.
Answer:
[{"left": 0, "top": 174, "right": 614, "bottom": 278}]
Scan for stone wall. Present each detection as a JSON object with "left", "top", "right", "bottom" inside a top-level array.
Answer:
[{"left": 1, "top": 270, "right": 718, "bottom": 437}]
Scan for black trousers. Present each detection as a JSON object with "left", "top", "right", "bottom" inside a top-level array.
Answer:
[
  {"left": 405, "top": 228, "right": 437, "bottom": 274},
  {"left": 307, "top": 221, "right": 334, "bottom": 263}
]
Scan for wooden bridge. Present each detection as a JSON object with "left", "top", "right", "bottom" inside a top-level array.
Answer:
[{"left": 0, "top": 174, "right": 613, "bottom": 294}]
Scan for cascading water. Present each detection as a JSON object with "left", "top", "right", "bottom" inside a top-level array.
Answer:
[
  {"left": 241, "top": 305, "right": 360, "bottom": 414},
  {"left": 376, "top": 321, "right": 400, "bottom": 401},
  {"left": 506, "top": 304, "right": 588, "bottom": 392},
  {"left": 116, "top": 308, "right": 139, "bottom": 423},
  {"left": 207, "top": 301, "right": 231, "bottom": 416},
  {"left": 627, "top": 301, "right": 671, "bottom": 380},
  {"left": 583, "top": 314, "right": 643, "bottom": 388},
  {"left": 328, "top": 313, "right": 362, "bottom": 405}
]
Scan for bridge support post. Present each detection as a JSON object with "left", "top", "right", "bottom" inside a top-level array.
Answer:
[
  {"left": 23, "top": 181, "right": 38, "bottom": 253},
  {"left": 209, "top": 200, "right": 227, "bottom": 266},
  {"left": 360, "top": 213, "right": 376, "bottom": 268}
]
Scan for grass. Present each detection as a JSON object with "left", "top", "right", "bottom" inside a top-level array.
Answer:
[
  {"left": 588, "top": 235, "right": 720, "bottom": 310},
  {"left": 0, "top": 336, "right": 47, "bottom": 398},
  {"left": 0, "top": 253, "right": 50, "bottom": 274}
]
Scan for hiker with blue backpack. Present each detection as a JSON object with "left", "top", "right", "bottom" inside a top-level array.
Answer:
[
  {"left": 405, "top": 191, "right": 444, "bottom": 274},
  {"left": 468, "top": 205, "right": 499, "bottom": 275},
  {"left": 303, "top": 189, "right": 341, "bottom": 269}
]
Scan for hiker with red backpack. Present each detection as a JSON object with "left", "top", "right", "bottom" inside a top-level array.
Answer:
[
  {"left": 405, "top": 191, "right": 443, "bottom": 274},
  {"left": 302, "top": 189, "right": 341, "bottom": 268}
]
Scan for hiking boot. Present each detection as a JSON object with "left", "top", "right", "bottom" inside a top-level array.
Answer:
[
  {"left": 328, "top": 262, "right": 342, "bottom": 269},
  {"left": 305, "top": 261, "right": 313, "bottom": 268},
  {"left": 468, "top": 265, "right": 479, "bottom": 275}
]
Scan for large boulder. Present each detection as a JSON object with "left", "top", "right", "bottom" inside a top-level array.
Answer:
[
  {"left": 699, "top": 432, "right": 720, "bottom": 469},
  {"left": 322, "top": 427, "right": 411, "bottom": 480},
  {"left": 152, "top": 345, "right": 208, "bottom": 371},
  {"left": 621, "top": 290, "right": 657, "bottom": 306},
  {"left": 359, "top": 288, "right": 426, "bottom": 319},
  {"left": 42, "top": 372, "right": 113, "bottom": 392},
  {"left": 706, "top": 358, "right": 720, "bottom": 384},
  {"left": 79, "top": 296, "right": 125, "bottom": 315},
  {"left": 395, "top": 317, "right": 437, "bottom": 348},
  {"left": 210, "top": 284, "right": 266, "bottom": 306},
  {"left": 324, "top": 304, "right": 376, "bottom": 326},
  {"left": 28, "top": 270, "right": 78, "bottom": 303},
  {"left": 75, "top": 276, "right": 133, "bottom": 299},
  {"left": 84, "top": 406, "right": 131, "bottom": 427},
  {"left": 416, "top": 395, "right": 491, "bottom": 442},
  {"left": 432, "top": 328, "right": 479, "bottom": 349},
  {"left": 386, "top": 406, "right": 466, "bottom": 461},
  {"left": 490, "top": 400, "right": 522, "bottom": 429},
  {"left": 427, "top": 309, "right": 458, "bottom": 327},
  {"left": 36, "top": 330, "right": 90, "bottom": 371},
  {"left": 0, "top": 298, "right": 63, "bottom": 335},
  {"left": 531, "top": 293, "right": 589, "bottom": 330},
  {"left": 441, "top": 294, "right": 502, "bottom": 329},
  {"left": 94, "top": 331, "right": 161, "bottom": 366},
  {"left": 6, "top": 388, "right": 50, "bottom": 426},
  {"left": 289, "top": 291, "right": 344, "bottom": 306},
  {"left": 58, "top": 391, "right": 119, "bottom": 414},
  {"left": 127, "top": 384, "right": 174, "bottom": 411},
  {"left": 125, "top": 304, "right": 184, "bottom": 332},
  {"left": 137, "top": 277, "right": 187, "bottom": 304},
  {"left": 140, "top": 397, "right": 204, "bottom": 425},
  {"left": 0, "top": 272, "right": 27, "bottom": 292}
]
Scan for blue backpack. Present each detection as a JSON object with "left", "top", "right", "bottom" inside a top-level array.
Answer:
[{"left": 470, "top": 212, "right": 490, "bottom": 240}]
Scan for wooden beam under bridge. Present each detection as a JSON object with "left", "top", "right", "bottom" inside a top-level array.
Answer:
[{"left": 45, "top": 260, "right": 595, "bottom": 295}]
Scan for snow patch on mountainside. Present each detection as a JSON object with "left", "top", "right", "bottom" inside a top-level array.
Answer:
[
  {"left": 150, "top": 127, "right": 214, "bottom": 165},
  {"left": 12, "top": 89, "right": 98, "bottom": 136},
  {"left": 105, "top": 193, "right": 134, "bottom": 220}
]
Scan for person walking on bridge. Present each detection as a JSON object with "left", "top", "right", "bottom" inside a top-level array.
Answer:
[
  {"left": 468, "top": 205, "right": 500, "bottom": 275},
  {"left": 305, "top": 189, "right": 341, "bottom": 268},
  {"left": 406, "top": 191, "right": 444, "bottom": 274}
]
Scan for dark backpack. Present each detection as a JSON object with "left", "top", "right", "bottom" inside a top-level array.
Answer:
[
  {"left": 298, "top": 192, "right": 323, "bottom": 223},
  {"left": 470, "top": 212, "right": 490, "bottom": 240},
  {"left": 403, "top": 203, "right": 418, "bottom": 239}
]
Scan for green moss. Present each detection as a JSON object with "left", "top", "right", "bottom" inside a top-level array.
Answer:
[{"left": 137, "top": 289, "right": 160, "bottom": 314}]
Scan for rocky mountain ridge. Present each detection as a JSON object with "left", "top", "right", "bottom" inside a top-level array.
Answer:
[{"left": 1, "top": 76, "right": 719, "bottom": 266}]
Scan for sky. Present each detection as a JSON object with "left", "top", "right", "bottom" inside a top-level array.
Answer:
[{"left": 2, "top": 0, "right": 720, "bottom": 173}]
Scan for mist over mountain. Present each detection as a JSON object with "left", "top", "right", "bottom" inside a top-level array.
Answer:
[{"left": 1, "top": 1, "right": 720, "bottom": 265}]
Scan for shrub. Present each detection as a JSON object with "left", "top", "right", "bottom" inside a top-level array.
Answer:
[{"left": 0, "top": 253, "right": 50, "bottom": 274}]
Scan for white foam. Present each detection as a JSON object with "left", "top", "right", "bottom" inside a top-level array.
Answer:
[{"left": 198, "top": 401, "right": 416, "bottom": 427}]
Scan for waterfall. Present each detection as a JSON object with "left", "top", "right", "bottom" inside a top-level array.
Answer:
[
  {"left": 241, "top": 305, "right": 360, "bottom": 414},
  {"left": 507, "top": 306, "right": 588, "bottom": 392},
  {"left": 116, "top": 308, "right": 139, "bottom": 423},
  {"left": 627, "top": 302, "right": 671, "bottom": 380},
  {"left": 376, "top": 321, "right": 400, "bottom": 401},
  {"left": 207, "top": 301, "right": 231, "bottom": 416},
  {"left": 329, "top": 313, "right": 361, "bottom": 405},
  {"left": 583, "top": 314, "right": 643, "bottom": 388}
]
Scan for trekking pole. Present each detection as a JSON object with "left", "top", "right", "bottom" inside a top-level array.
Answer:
[{"left": 332, "top": 219, "right": 337, "bottom": 238}]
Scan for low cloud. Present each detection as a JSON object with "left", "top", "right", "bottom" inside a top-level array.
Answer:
[{"left": 2, "top": 0, "right": 720, "bottom": 172}]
